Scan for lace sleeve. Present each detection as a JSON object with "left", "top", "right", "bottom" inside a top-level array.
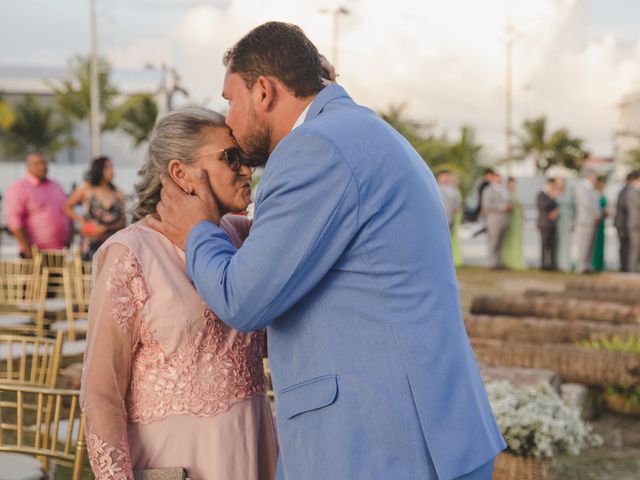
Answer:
[{"left": 81, "top": 243, "right": 148, "bottom": 480}]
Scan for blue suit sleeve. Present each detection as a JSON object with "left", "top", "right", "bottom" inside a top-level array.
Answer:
[{"left": 186, "top": 129, "right": 359, "bottom": 332}]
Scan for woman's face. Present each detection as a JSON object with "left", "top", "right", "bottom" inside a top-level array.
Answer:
[
  {"left": 188, "top": 127, "right": 252, "bottom": 216},
  {"left": 102, "top": 160, "right": 114, "bottom": 183}
]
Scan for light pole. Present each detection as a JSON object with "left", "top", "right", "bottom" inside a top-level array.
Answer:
[
  {"left": 320, "top": 6, "right": 350, "bottom": 72},
  {"left": 89, "top": 0, "right": 101, "bottom": 159},
  {"left": 502, "top": 0, "right": 522, "bottom": 176}
]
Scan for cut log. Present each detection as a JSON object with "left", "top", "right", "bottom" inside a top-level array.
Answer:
[
  {"left": 471, "top": 295, "right": 640, "bottom": 324},
  {"left": 464, "top": 314, "right": 640, "bottom": 343},
  {"left": 566, "top": 276, "right": 640, "bottom": 294},
  {"left": 470, "top": 338, "right": 640, "bottom": 386},
  {"left": 525, "top": 288, "right": 639, "bottom": 306},
  {"left": 480, "top": 365, "right": 561, "bottom": 392}
]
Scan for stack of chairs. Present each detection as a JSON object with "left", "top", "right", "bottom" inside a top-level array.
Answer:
[
  {"left": 0, "top": 331, "right": 87, "bottom": 480},
  {"left": 50, "top": 254, "right": 91, "bottom": 350},
  {"left": 30, "top": 249, "right": 91, "bottom": 358},
  {"left": 0, "top": 258, "right": 48, "bottom": 337},
  {"left": 31, "top": 248, "right": 75, "bottom": 326}
]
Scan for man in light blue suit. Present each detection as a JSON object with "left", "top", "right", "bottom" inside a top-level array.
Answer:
[{"left": 153, "top": 22, "right": 505, "bottom": 480}]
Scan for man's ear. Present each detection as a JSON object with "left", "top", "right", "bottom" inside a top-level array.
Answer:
[{"left": 254, "top": 75, "right": 277, "bottom": 113}]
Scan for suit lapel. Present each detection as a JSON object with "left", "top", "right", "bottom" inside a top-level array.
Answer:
[{"left": 305, "top": 85, "right": 351, "bottom": 122}]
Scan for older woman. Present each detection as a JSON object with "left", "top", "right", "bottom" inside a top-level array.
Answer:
[{"left": 80, "top": 107, "right": 277, "bottom": 480}]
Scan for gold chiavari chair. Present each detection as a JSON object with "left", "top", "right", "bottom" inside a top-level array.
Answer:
[
  {"left": 0, "top": 263, "right": 48, "bottom": 337},
  {"left": 51, "top": 269, "right": 91, "bottom": 342},
  {"left": 0, "top": 332, "right": 64, "bottom": 388},
  {"left": 32, "top": 248, "right": 75, "bottom": 324},
  {"left": 0, "top": 384, "right": 86, "bottom": 480}
]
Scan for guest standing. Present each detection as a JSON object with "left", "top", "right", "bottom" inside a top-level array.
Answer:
[
  {"left": 64, "top": 156, "right": 126, "bottom": 260},
  {"left": 482, "top": 172, "right": 512, "bottom": 269},
  {"left": 626, "top": 172, "right": 640, "bottom": 272},
  {"left": 537, "top": 178, "right": 559, "bottom": 271},
  {"left": 472, "top": 168, "right": 496, "bottom": 222},
  {"left": 450, "top": 173, "right": 464, "bottom": 267},
  {"left": 573, "top": 171, "right": 601, "bottom": 274},
  {"left": 502, "top": 177, "right": 527, "bottom": 270},
  {"left": 437, "top": 170, "right": 462, "bottom": 234},
  {"left": 555, "top": 178, "right": 573, "bottom": 271},
  {"left": 614, "top": 171, "right": 637, "bottom": 272},
  {"left": 592, "top": 175, "right": 608, "bottom": 272},
  {"left": 5, "top": 151, "right": 71, "bottom": 258}
]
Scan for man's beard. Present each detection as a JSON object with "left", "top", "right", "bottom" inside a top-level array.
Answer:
[{"left": 238, "top": 105, "right": 272, "bottom": 168}]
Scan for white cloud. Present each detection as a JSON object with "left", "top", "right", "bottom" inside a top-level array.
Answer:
[{"left": 99, "top": 0, "right": 640, "bottom": 158}]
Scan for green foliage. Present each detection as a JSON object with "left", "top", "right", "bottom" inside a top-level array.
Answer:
[
  {"left": 51, "top": 55, "right": 119, "bottom": 131},
  {"left": 580, "top": 335, "right": 640, "bottom": 407},
  {"left": 626, "top": 148, "right": 640, "bottom": 169},
  {"left": 380, "top": 104, "right": 485, "bottom": 199},
  {"left": 516, "top": 116, "right": 589, "bottom": 172},
  {"left": 0, "top": 95, "right": 74, "bottom": 157},
  {"left": 112, "top": 94, "right": 158, "bottom": 147},
  {"left": 0, "top": 93, "right": 15, "bottom": 130},
  {"left": 579, "top": 335, "right": 640, "bottom": 353}
]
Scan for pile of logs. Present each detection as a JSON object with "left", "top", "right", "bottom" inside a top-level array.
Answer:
[{"left": 467, "top": 275, "right": 640, "bottom": 388}]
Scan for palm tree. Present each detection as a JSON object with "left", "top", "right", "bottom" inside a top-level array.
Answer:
[
  {"left": 436, "top": 127, "right": 484, "bottom": 200},
  {"left": 380, "top": 103, "right": 433, "bottom": 147},
  {"left": 0, "top": 94, "right": 15, "bottom": 130},
  {"left": 516, "top": 116, "right": 588, "bottom": 172},
  {"left": 516, "top": 116, "right": 551, "bottom": 171},
  {"left": 51, "top": 55, "right": 119, "bottom": 131},
  {"left": 627, "top": 148, "right": 640, "bottom": 169},
  {"left": 548, "top": 129, "right": 589, "bottom": 171},
  {"left": 115, "top": 94, "right": 159, "bottom": 146},
  {"left": 0, "top": 95, "right": 73, "bottom": 157},
  {"left": 381, "top": 105, "right": 485, "bottom": 200}
]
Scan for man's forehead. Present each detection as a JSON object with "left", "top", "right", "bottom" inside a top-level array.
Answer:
[{"left": 222, "top": 72, "right": 246, "bottom": 96}]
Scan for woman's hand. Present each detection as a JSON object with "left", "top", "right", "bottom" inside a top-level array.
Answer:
[{"left": 319, "top": 54, "right": 337, "bottom": 86}]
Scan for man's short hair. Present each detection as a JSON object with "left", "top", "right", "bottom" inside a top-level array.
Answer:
[
  {"left": 483, "top": 168, "right": 496, "bottom": 176},
  {"left": 628, "top": 170, "right": 640, "bottom": 181},
  {"left": 223, "top": 22, "right": 325, "bottom": 98}
]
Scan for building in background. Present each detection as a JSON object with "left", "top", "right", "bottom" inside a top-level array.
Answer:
[
  {"left": 0, "top": 64, "right": 166, "bottom": 165},
  {"left": 614, "top": 91, "right": 640, "bottom": 180}
]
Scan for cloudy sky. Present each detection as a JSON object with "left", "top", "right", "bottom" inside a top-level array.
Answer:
[{"left": 1, "top": 0, "right": 639, "bottom": 160}]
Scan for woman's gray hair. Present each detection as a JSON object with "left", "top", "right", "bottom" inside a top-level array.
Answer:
[{"left": 131, "top": 106, "right": 226, "bottom": 222}]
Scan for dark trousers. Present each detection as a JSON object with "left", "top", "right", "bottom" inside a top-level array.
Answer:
[
  {"left": 618, "top": 230, "right": 629, "bottom": 272},
  {"left": 540, "top": 226, "right": 557, "bottom": 271}
]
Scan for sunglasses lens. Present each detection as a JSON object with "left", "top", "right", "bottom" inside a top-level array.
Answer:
[{"left": 222, "top": 148, "right": 241, "bottom": 170}]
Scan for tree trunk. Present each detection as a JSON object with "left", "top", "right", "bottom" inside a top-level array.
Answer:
[
  {"left": 525, "top": 288, "right": 639, "bottom": 306},
  {"left": 471, "top": 338, "right": 640, "bottom": 386},
  {"left": 471, "top": 295, "right": 640, "bottom": 324},
  {"left": 464, "top": 314, "right": 640, "bottom": 343}
]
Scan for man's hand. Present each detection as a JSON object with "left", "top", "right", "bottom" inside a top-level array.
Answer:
[{"left": 146, "top": 168, "right": 221, "bottom": 250}]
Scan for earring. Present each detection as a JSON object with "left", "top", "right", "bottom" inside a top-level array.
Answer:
[{"left": 182, "top": 185, "right": 192, "bottom": 195}]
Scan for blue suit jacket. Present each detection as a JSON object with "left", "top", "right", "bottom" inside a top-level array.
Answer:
[{"left": 186, "top": 85, "right": 505, "bottom": 479}]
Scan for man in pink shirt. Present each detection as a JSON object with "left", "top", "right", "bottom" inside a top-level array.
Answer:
[{"left": 5, "top": 151, "right": 71, "bottom": 258}]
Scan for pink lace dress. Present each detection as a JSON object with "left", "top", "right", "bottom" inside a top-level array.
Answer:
[{"left": 80, "top": 215, "right": 277, "bottom": 480}]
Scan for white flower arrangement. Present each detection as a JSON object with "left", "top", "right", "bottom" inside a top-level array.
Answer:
[{"left": 486, "top": 381, "right": 603, "bottom": 459}]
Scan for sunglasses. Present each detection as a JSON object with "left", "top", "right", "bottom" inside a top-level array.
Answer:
[{"left": 190, "top": 147, "right": 248, "bottom": 173}]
